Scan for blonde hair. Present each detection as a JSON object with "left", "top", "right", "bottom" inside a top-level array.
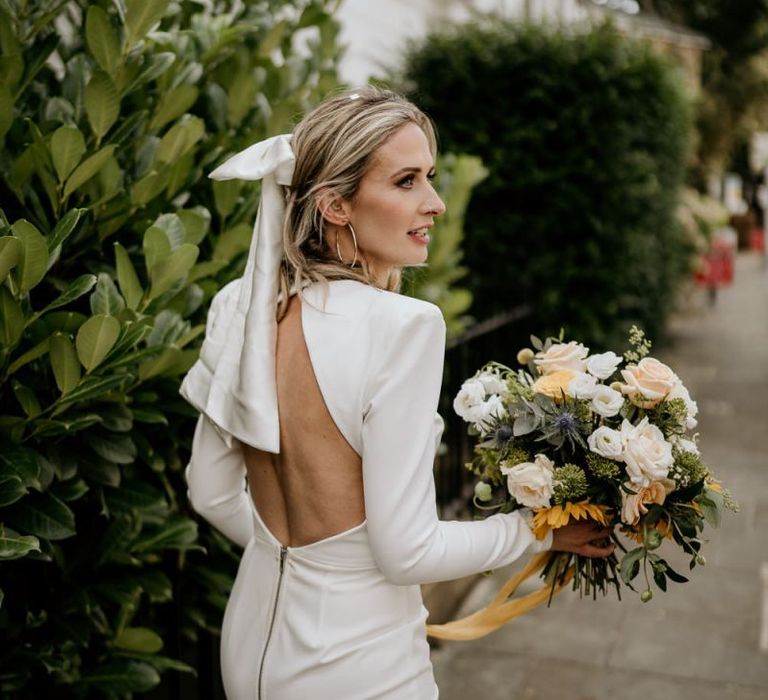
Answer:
[{"left": 277, "top": 86, "right": 437, "bottom": 320}]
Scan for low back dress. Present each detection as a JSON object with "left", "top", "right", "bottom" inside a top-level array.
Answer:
[{"left": 184, "top": 278, "right": 552, "bottom": 700}]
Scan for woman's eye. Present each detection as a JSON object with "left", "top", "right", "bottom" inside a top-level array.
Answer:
[{"left": 398, "top": 175, "right": 415, "bottom": 188}]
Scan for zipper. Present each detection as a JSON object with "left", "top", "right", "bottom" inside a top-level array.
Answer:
[{"left": 257, "top": 545, "right": 288, "bottom": 700}]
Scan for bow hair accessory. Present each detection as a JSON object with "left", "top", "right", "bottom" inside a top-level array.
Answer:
[{"left": 179, "top": 134, "right": 295, "bottom": 452}]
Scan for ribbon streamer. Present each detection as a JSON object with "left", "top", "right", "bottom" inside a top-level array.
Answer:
[{"left": 426, "top": 551, "right": 575, "bottom": 641}]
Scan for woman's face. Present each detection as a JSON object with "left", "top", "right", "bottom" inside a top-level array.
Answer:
[{"left": 342, "top": 122, "right": 446, "bottom": 279}]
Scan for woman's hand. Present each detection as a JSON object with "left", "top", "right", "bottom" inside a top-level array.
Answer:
[{"left": 550, "top": 520, "right": 615, "bottom": 558}]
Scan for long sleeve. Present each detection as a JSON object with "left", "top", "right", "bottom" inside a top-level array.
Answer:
[
  {"left": 185, "top": 414, "right": 255, "bottom": 548},
  {"left": 361, "top": 301, "right": 551, "bottom": 586}
]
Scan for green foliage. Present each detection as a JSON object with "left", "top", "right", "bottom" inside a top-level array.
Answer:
[
  {"left": 0, "top": 0, "right": 341, "bottom": 696},
  {"left": 404, "top": 21, "right": 693, "bottom": 347},
  {"left": 404, "top": 153, "right": 487, "bottom": 337}
]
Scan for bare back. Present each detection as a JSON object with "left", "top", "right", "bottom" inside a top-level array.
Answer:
[{"left": 242, "top": 294, "right": 365, "bottom": 547}]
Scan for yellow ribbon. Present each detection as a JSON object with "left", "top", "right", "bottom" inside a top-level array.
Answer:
[{"left": 426, "top": 551, "right": 574, "bottom": 641}]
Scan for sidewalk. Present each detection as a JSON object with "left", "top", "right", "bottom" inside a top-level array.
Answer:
[{"left": 431, "top": 252, "right": 768, "bottom": 700}]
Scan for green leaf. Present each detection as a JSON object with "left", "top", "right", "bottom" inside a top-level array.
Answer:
[
  {"left": 148, "top": 244, "right": 198, "bottom": 300},
  {"left": 227, "top": 71, "right": 257, "bottom": 126},
  {"left": 52, "top": 374, "right": 127, "bottom": 411},
  {"left": 177, "top": 207, "right": 211, "bottom": 245},
  {"left": 5, "top": 491, "right": 76, "bottom": 540},
  {"left": 63, "top": 145, "right": 116, "bottom": 199},
  {"left": 50, "top": 125, "right": 85, "bottom": 183},
  {"left": 75, "top": 314, "right": 121, "bottom": 371},
  {"left": 0, "top": 235, "right": 22, "bottom": 284},
  {"left": 0, "top": 84, "right": 13, "bottom": 141},
  {"left": 212, "top": 180, "right": 243, "bottom": 222},
  {"left": 86, "top": 6, "right": 121, "bottom": 77},
  {"left": 125, "top": 0, "right": 170, "bottom": 49},
  {"left": 12, "top": 219, "right": 48, "bottom": 293},
  {"left": 39, "top": 274, "right": 97, "bottom": 315},
  {"left": 89, "top": 433, "right": 137, "bottom": 464},
  {"left": 85, "top": 71, "right": 120, "bottom": 141},
  {"left": 0, "top": 531, "right": 40, "bottom": 560},
  {"left": 148, "top": 84, "right": 198, "bottom": 131},
  {"left": 113, "top": 627, "right": 163, "bottom": 653},
  {"left": 105, "top": 479, "right": 165, "bottom": 512},
  {"left": 114, "top": 243, "right": 144, "bottom": 310},
  {"left": 52, "top": 477, "right": 89, "bottom": 502},
  {"left": 155, "top": 116, "right": 204, "bottom": 164},
  {"left": 131, "top": 515, "right": 199, "bottom": 553},
  {"left": 50, "top": 332, "right": 81, "bottom": 394},
  {"left": 80, "top": 659, "right": 160, "bottom": 693},
  {"left": 13, "top": 381, "right": 41, "bottom": 417},
  {"left": 122, "top": 52, "right": 175, "bottom": 95},
  {"left": 152, "top": 213, "right": 186, "bottom": 249},
  {"left": 47, "top": 207, "right": 87, "bottom": 254},
  {"left": 143, "top": 226, "right": 171, "bottom": 270},
  {"left": 131, "top": 407, "right": 168, "bottom": 425},
  {"left": 0, "top": 285, "right": 24, "bottom": 347},
  {"left": 0, "top": 475, "right": 26, "bottom": 507},
  {"left": 7, "top": 336, "right": 51, "bottom": 376},
  {"left": 130, "top": 168, "right": 170, "bottom": 206},
  {"left": 90, "top": 272, "right": 125, "bottom": 315},
  {"left": 0, "top": 445, "right": 42, "bottom": 489},
  {"left": 619, "top": 546, "right": 645, "bottom": 585}
]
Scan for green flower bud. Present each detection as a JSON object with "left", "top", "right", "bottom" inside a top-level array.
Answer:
[
  {"left": 696, "top": 554, "right": 706, "bottom": 566},
  {"left": 644, "top": 529, "right": 663, "bottom": 550},
  {"left": 517, "top": 348, "right": 535, "bottom": 365},
  {"left": 641, "top": 589, "right": 653, "bottom": 603},
  {"left": 474, "top": 481, "right": 493, "bottom": 502}
]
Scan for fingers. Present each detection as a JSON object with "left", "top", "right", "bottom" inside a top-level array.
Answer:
[{"left": 577, "top": 540, "right": 616, "bottom": 558}]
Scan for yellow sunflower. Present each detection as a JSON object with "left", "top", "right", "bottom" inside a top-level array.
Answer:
[{"left": 531, "top": 500, "right": 612, "bottom": 540}]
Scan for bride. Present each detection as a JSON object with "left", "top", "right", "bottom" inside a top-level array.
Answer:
[{"left": 180, "top": 87, "right": 614, "bottom": 700}]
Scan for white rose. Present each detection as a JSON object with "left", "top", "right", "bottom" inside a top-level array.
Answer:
[
  {"left": 453, "top": 378, "right": 486, "bottom": 422},
  {"left": 567, "top": 372, "right": 599, "bottom": 399},
  {"left": 477, "top": 371, "right": 507, "bottom": 396},
  {"left": 667, "top": 381, "right": 699, "bottom": 429},
  {"left": 586, "top": 351, "right": 623, "bottom": 380},
  {"left": 534, "top": 342, "right": 589, "bottom": 375},
  {"left": 590, "top": 385, "right": 624, "bottom": 417},
  {"left": 671, "top": 435, "right": 699, "bottom": 456},
  {"left": 588, "top": 426, "right": 624, "bottom": 460},
  {"left": 471, "top": 394, "right": 506, "bottom": 433},
  {"left": 500, "top": 453, "right": 554, "bottom": 508},
  {"left": 620, "top": 417, "right": 673, "bottom": 487},
  {"left": 618, "top": 357, "right": 679, "bottom": 408}
]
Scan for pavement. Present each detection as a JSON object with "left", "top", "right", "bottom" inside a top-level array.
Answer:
[{"left": 430, "top": 252, "right": 768, "bottom": 700}]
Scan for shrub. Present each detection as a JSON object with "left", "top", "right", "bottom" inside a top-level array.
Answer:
[
  {"left": 403, "top": 21, "right": 693, "bottom": 347},
  {"left": 0, "top": 1, "right": 340, "bottom": 697}
]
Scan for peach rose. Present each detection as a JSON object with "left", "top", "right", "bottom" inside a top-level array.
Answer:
[
  {"left": 534, "top": 342, "right": 589, "bottom": 375},
  {"left": 621, "top": 479, "right": 675, "bottom": 525},
  {"left": 618, "top": 357, "right": 679, "bottom": 408},
  {"left": 532, "top": 370, "right": 577, "bottom": 400}
]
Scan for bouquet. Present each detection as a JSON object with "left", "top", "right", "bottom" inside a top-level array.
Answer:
[{"left": 454, "top": 327, "right": 738, "bottom": 603}]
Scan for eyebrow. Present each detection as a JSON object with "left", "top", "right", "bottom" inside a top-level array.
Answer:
[{"left": 390, "top": 165, "right": 436, "bottom": 178}]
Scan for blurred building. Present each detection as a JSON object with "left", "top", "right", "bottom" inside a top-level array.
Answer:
[{"left": 336, "top": 0, "right": 708, "bottom": 93}]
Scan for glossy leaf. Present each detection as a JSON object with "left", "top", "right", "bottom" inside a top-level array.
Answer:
[
  {"left": 130, "top": 515, "right": 198, "bottom": 553},
  {"left": 47, "top": 207, "right": 87, "bottom": 254},
  {"left": 13, "top": 381, "right": 41, "bottom": 417},
  {"left": 0, "top": 445, "right": 42, "bottom": 489},
  {"left": 113, "top": 627, "right": 163, "bottom": 653},
  {"left": 148, "top": 243, "right": 198, "bottom": 300},
  {"left": 75, "top": 314, "right": 121, "bottom": 371},
  {"left": 39, "top": 274, "right": 97, "bottom": 315},
  {"left": 50, "top": 332, "right": 81, "bottom": 394},
  {"left": 143, "top": 226, "right": 171, "bottom": 270},
  {"left": 0, "top": 84, "right": 13, "bottom": 141},
  {"left": 85, "top": 71, "right": 120, "bottom": 141},
  {"left": 50, "top": 124, "right": 85, "bottom": 183},
  {"left": 125, "top": 0, "right": 170, "bottom": 49},
  {"left": 85, "top": 6, "right": 120, "bottom": 77},
  {"left": 90, "top": 272, "right": 126, "bottom": 315},
  {"left": 0, "top": 531, "right": 40, "bottom": 560},
  {"left": 80, "top": 659, "right": 160, "bottom": 693},
  {"left": 0, "top": 235, "right": 22, "bottom": 284},
  {"left": 0, "top": 285, "right": 24, "bottom": 347},
  {"left": 12, "top": 220, "right": 48, "bottom": 294},
  {"left": 114, "top": 242, "right": 144, "bottom": 310},
  {"left": 63, "top": 145, "right": 116, "bottom": 198},
  {"left": 5, "top": 491, "right": 76, "bottom": 541},
  {"left": 148, "top": 84, "right": 198, "bottom": 131},
  {"left": 7, "top": 336, "right": 51, "bottom": 376},
  {"left": 155, "top": 116, "right": 204, "bottom": 164}
]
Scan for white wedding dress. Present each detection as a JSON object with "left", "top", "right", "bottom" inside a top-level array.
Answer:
[{"left": 185, "top": 279, "right": 551, "bottom": 700}]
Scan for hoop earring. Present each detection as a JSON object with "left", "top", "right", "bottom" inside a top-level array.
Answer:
[{"left": 336, "top": 223, "right": 358, "bottom": 268}]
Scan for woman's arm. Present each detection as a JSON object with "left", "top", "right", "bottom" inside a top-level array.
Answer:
[
  {"left": 361, "top": 301, "right": 552, "bottom": 586},
  {"left": 185, "top": 414, "right": 255, "bottom": 548}
]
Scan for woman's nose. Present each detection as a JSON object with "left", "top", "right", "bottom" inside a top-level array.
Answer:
[{"left": 423, "top": 189, "right": 446, "bottom": 217}]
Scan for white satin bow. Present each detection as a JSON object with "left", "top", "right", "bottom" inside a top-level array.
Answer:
[{"left": 179, "top": 134, "right": 294, "bottom": 452}]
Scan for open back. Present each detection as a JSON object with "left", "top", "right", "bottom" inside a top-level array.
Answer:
[{"left": 242, "top": 294, "right": 365, "bottom": 548}]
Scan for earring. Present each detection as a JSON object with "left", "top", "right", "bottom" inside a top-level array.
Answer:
[{"left": 336, "top": 223, "right": 358, "bottom": 267}]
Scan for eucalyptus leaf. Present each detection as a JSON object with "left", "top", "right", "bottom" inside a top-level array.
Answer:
[{"left": 75, "top": 314, "right": 121, "bottom": 371}]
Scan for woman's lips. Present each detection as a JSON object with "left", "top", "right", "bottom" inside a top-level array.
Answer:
[{"left": 407, "top": 228, "right": 430, "bottom": 245}]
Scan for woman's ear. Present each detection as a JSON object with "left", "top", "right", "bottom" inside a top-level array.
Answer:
[{"left": 315, "top": 189, "right": 351, "bottom": 226}]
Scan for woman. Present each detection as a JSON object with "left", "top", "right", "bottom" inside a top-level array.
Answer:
[{"left": 180, "top": 87, "right": 613, "bottom": 700}]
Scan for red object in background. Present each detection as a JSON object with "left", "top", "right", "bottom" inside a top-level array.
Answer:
[
  {"left": 695, "top": 229, "right": 736, "bottom": 287},
  {"left": 750, "top": 227, "right": 765, "bottom": 252}
]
